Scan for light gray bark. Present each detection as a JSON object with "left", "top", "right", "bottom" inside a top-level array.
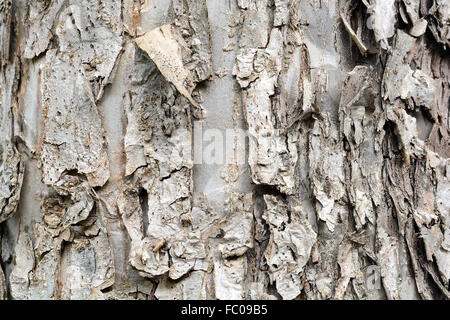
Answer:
[{"left": 0, "top": 0, "right": 449, "bottom": 300}]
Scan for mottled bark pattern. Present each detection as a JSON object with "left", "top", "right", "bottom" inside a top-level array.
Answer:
[{"left": 0, "top": 0, "right": 448, "bottom": 300}]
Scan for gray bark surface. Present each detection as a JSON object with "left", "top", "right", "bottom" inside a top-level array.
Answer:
[{"left": 0, "top": 0, "right": 449, "bottom": 299}]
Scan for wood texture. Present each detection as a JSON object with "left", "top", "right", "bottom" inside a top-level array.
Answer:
[{"left": 0, "top": 0, "right": 448, "bottom": 300}]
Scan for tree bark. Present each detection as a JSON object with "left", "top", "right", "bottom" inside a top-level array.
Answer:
[{"left": 0, "top": 0, "right": 449, "bottom": 300}]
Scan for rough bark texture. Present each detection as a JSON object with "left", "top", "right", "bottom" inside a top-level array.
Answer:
[{"left": 0, "top": 0, "right": 449, "bottom": 300}]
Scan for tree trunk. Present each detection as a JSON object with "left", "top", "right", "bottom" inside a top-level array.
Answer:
[{"left": 0, "top": 0, "right": 449, "bottom": 300}]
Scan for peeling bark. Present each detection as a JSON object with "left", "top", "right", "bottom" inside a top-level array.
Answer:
[{"left": 0, "top": 0, "right": 449, "bottom": 300}]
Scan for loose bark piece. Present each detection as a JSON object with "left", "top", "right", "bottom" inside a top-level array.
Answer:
[{"left": 135, "top": 24, "right": 200, "bottom": 109}]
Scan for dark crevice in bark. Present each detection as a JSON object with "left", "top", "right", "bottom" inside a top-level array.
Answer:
[{"left": 138, "top": 188, "right": 149, "bottom": 236}]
